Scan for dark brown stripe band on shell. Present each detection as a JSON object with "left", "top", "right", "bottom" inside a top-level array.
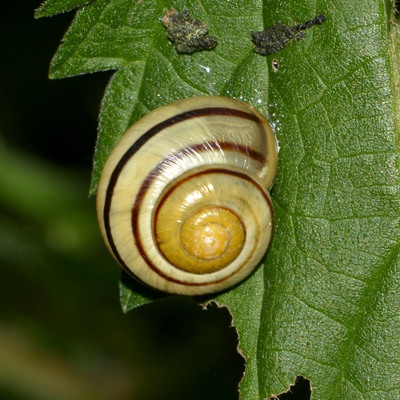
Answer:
[{"left": 103, "top": 106, "right": 269, "bottom": 282}]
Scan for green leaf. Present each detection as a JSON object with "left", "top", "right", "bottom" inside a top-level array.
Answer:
[
  {"left": 35, "top": 0, "right": 92, "bottom": 18},
  {"left": 43, "top": 0, "right": 400, "bottom": 399},
  {"left": 219, "top": 2, "right": 400, "bottom": 399}
]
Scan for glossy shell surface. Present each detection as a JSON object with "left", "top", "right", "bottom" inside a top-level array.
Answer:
[{"left": 97, "top": 96, "right": 278, "bottom": 295}]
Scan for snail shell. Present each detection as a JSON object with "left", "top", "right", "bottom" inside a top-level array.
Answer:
[{"left": 96, "top": 96, "right": 278, "bottom": 296}]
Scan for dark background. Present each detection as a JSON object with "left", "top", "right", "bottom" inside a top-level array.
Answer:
[{"left": 0, "top": 2, "right": 244, "bottom": 399}]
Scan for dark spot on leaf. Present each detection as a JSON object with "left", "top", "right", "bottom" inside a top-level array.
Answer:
[
  {"left": 251, "top": 14, "right": 326, "bottom": 56},
  {"left": 268, "top": 375, "right": 312, "bottom": 400},
  {"left": 272, "top": 58, "right": 279, "bottom": 72},
  {"left": 162, "top": 8, "right": 218, "bottom": 54}
]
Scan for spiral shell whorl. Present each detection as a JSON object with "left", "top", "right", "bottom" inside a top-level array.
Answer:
[
  {"left": 97, "top": 96, "right": 277, "bottom": 295},
  {"left": 180, "top": 206, "right": 245, "bottom": 265}
]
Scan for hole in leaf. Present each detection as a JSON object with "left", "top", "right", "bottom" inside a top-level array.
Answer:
[{"left": 268, "top": 375, "right": 312, "bottom": 400}]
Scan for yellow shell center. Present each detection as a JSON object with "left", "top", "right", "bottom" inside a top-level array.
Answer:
[
  {"left": 170, "top": 206, "right": 245, "bottom": 274},
  {"left": 155, "top": 205, "right": 246, "bottom": 274},
  {"left": 183, "top": 221, "right": 230, "bottom": 260}
]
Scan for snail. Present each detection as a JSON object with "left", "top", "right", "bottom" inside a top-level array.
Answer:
[{"left": 96, "top": 96, "right": 278, "bottom": 296}]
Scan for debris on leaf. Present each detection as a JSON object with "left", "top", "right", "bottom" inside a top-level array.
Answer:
[
  {"left": 251, "top": 14, "right": 326, "bottom": 56},
  {"left": 162, "top": 8, "right": 218, "bottom": 54}
]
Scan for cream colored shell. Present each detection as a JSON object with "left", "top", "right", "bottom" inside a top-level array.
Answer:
[{"left": 96, "top": 96, "right": 278, "bottom": 295}]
